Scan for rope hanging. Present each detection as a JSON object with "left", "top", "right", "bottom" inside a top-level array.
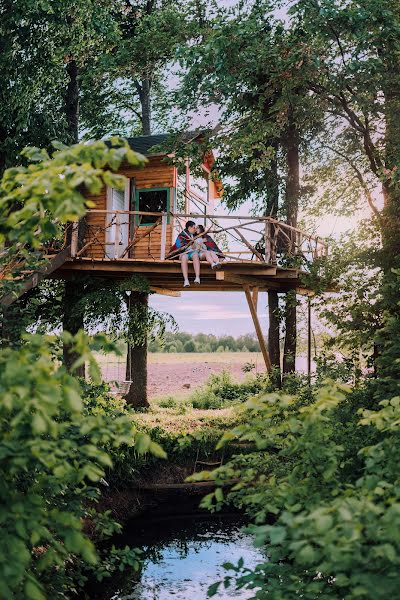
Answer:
[{"left": 125, "top": 290, "right": 133, "bottom": 385}]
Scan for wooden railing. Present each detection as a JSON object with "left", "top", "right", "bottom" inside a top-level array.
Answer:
[{"left": 74, "top": 210, "right": 327, "bottom": 267}]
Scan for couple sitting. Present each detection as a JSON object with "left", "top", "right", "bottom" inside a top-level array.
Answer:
[{"left": 169, "top": 220, "right": 224, "bottom": 287}]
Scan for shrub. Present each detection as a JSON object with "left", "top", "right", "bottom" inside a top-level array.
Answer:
[
  {"left": 199, "top": 381, "right": 398, "bottom": 600},
  {"left": 0, "top": 333, "right": 165, "bottom": 600},
  {"left": 190, "top": 371, "right": 272, "bottom": 409},
  {"left": 184, "top": 340, "right": 196, "bottom": 352}
]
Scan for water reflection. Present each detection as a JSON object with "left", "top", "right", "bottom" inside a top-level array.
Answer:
[{"left": 110, "top": 514, "right": 263, "bottom": 599}]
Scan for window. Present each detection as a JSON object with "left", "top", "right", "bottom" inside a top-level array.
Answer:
[{"left": 135, "top": 188, "right": 170, "bottom": 225}]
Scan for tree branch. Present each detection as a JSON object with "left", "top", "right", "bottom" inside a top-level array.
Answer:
[{"left": 325, "top": 144, "right": 382, "bottom": 223}]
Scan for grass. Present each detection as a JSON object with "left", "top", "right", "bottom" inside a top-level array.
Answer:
[
  {"left": 147, "top": 352, "right": 264, "bottom": 365},
  {"left": 136, "top": 370, "right": 272, "bottom": 434},
  {"left": 93, "top": 350, "right": 264, "bottom": 366},
  {"left": 135, "top": 406, "right": 238, "bottom": 434}
]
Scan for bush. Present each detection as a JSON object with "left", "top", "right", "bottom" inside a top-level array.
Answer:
[
  {"left": 200, "top": 380, "right": 399, "bottom": 600},
  {"left": 0, "top": 333, "right": 165, "bottom": 600},
  {"left": 184, "top": 340, "right": 196, "bottom": 352},
  {"left": 190, "top": 371, "right": 272, "bottom": 409}
]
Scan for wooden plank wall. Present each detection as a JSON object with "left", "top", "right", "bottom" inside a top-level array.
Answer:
[
  {"left": 83, "top": 156, "right": 176, "bottom": 260},
  {"left": 132, "top": 225, "right": 173, "bottom": 260}
]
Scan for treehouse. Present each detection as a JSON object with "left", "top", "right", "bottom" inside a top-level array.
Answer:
[
  {"left": 75, "top": 131, "right": 223, "bottom": 263},
  {"left": 1, "top": 131, "right": 328, "bottom": 372}
]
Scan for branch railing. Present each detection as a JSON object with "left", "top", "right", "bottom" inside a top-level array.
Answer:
[{"left": 74, "top": 210, "right": 328, "bottom": 267}]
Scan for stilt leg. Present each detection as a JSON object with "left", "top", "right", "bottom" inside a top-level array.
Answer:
[{"left": 244, "top": 285, "right": 272, "bottom": 372}]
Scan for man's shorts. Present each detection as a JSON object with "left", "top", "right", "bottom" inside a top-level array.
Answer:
[{"left": 180, "top": 251, "right": 197, "bottom": 260}]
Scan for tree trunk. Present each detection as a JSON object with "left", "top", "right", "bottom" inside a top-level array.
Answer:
[
  {"left": 139, "top": 78, "right": 152, "bottom": 136},
  {"left": 268, "top": 290, "right": 281, "bottom": 383},
  {"left": 65, "top": 58, "right": 79, "bottom": 143},
  {"left": 264, "top": 143, "right": 282, "bottom": 382},
  {"left": 283, "top": 290, "right": 297, "bottom": 374},
  {"left": 124, "top": 79, "right": 152, "bottom": 403},
  {"left": 282, "top": 117, "right": 300, "bottom": 376},
  {"left": 62, "top": 59, "right": 85, "bottom": 377},
  {"left": 123, "top": 292, "right": 150, "bottom": 409},
  {"left": 62, "top": 279, "right": 86, "bottom": 378}
]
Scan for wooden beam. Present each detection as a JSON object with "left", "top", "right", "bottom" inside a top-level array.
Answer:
[
  {"left": 218, "top": 272, "right": 281, "bottom": 290},
  {"left": 150, "top": 287, "right": 181, "bottom": 297},
  {"left": 252, "top": 287, "right": 259, "bottom": 311},
  {"left": 295, "top": 287, "right": 316, "bottom": 297},
  {"left": 160, "top": 214, "right": 167, "bottom": 260},
  {"left": 233, "top": 228, "right": 265, "bottom": 262},
  {"left": 274, "top": 269, "right": 298, "bottom": 279},
  {"left": 244, "top": 285, "right": 272, "bottom": 372},
  {"left": 307, "top": 297, "right": 312, "bottom": 382}
]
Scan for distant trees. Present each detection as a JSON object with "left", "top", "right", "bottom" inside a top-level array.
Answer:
[{"left": 148, "top": 332, "right": 262, "bottom": 353}]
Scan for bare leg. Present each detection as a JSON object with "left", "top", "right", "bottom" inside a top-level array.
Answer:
[
  {"left": 209, "top": 251, "right": 220, "bottom": 263},
  {"left": 180, "top": 254, "right": 189, "bottom": 280},
  {"left": 201, "top": 251, "right": 214, "bottom": 266},
  {"left": 192, "top": 253, "right": 201, "bottom": 278}
]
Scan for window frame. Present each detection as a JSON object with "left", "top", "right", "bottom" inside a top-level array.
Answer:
[{"left": 134, "top": 187, "right": 171, "bottom": 226}]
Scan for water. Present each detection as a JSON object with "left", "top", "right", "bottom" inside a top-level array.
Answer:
[{"left": 110, "top": 514, "right": 264, "bottom": 600}]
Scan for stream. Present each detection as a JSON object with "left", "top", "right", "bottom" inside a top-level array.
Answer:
[{"left": 109, "top": 513, "right": 265, "bottom": 599}]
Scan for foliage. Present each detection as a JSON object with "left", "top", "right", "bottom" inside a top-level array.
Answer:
[
  {"left": 188, "top": 374, "right": 400, "bottom": 599},
  {"left": 0, "top": 0, "right": 120, "bottom": 170},
  {"left": 0, "top": 138, "right": 145, "bottom": 303},
  {"left": 0, "top": 332, "right": 165, "bottom": 600},
  {"left": 80, "top": 0, "right": 191, "bottom": 137},
  {"left": 189, "top": 371, "right": 273, "bottom": 410}
]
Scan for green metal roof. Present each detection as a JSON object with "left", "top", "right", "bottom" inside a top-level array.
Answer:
[{"left": 126, "top": 130, "right": 206, "bottom": 156}]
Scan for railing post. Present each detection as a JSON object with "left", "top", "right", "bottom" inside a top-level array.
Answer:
[
  {"left": 160, "top": 213, "right": 167, "bottom": 260},
  {"left": 264, "top": 220, "right": 272, "bottom": 264},
  {"left": 295, "top": 230, "right": 302, "bottom": 256},
  {"left": 114, "top": 212, "right": 120, "bottom": 259},
  {"left": 70, "top": 222, "right": 79, "bottom": 257},
  {"left": 271, "top": 223, "right": 278, "bottom": 264}
]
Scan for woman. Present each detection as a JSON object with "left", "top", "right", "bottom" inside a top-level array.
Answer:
[{"left": 195, "top": 225, "right": 223, "bottom": 269}]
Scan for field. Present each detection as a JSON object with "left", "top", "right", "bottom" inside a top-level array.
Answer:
[{"left": 98, "top": 352, "right": 266, "bottom": 398}]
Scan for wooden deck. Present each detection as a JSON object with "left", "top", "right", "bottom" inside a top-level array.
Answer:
[{"left": 58, "top": 257, "right": 311, "bottom": 295}]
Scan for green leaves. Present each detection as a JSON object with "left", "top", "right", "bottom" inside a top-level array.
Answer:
[
  {"left": 0, "top": 138, "right": 145, "bottom": 302},
  {"left": 203, "top": 376, "right": 400, "bottom": 598},
  {"left": 0, "top": 331, "right": 166, "bottom": 597}
]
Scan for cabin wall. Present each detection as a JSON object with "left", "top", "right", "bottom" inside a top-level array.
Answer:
[
  {"left": 83, "top": 156, "right": 176, "bottom": 260},
  {"left": 132, "top": 224, "right": 173, "bottom": 260}
]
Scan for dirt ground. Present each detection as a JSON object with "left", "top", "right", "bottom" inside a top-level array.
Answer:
[{"left": 99, "top": 352, "right": 265, "bottom": 399}]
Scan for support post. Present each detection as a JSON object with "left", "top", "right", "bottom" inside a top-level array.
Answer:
[
  {"left": 252, "top": 287, "right": 259, "bottom": 311},
  {"left": 160, "top": 213, "right": 167, "bottom": 260},
  {"left": 264, "top": 221, "right": 272, "bottom": 264},
  {"left": 271, "top": 223, "right": 278, "bottom": 264},
  {"left": 244, "top": 285, "right": 272, "bottom": 372},
  {"left": 71, "top": 222, "right": 79, "bottom": 257},
  {"left": 307, "top": 296, "right": 312, "bottom": 382},
  {"left": 114, "top": 213, "right": 120, "bottom": 259},
  {"left": 185, "top": 159, "right": 190, "bottom": 213}
]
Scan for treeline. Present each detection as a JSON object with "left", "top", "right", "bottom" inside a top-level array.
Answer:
[{"left": 149, "top": 332, "right": 261, "bottom": 353}]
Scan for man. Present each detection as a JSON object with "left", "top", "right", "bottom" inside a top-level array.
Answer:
[{"left": 168, "top": 221, "right": 201, "bottom": 287}]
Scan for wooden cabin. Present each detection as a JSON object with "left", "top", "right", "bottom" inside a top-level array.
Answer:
[{"left": 80, "top": 131, "right": 223, "bottom": 262}]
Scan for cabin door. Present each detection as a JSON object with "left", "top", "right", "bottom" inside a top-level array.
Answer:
[{"left": 106, "top": 180, "right": 130, "bottom": 259}]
